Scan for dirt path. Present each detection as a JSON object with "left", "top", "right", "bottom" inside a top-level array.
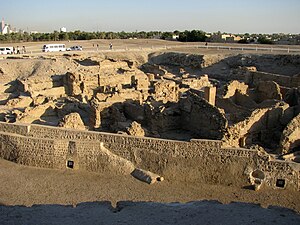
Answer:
[
  {"left": 0, "top": 159, "right": 300, "bottom": 224},
  {"left": 0, "top": 159, "right": 299, "bottom": 209}
]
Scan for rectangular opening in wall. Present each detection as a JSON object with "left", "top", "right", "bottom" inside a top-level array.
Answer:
[
  {"left": 67, "top": 160, "right": 74, "bottom": 169},
  {"left": 276, "top": 179, "right": 285, "bottom": 188}
]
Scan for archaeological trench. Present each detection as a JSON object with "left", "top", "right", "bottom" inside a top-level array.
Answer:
[{"left": 0, "top": 51, "right": 300, "bottom": 190}]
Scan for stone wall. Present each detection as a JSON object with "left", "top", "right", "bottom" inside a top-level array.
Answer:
[
  {"left": 0, "top": 122, "right": 298, "bottom": 190},
  {"left": 246, "top": 71, "right": 300, "bottom": 88},
  {"left": 0, "top": 131, "right": 68, "bottom": 169}
]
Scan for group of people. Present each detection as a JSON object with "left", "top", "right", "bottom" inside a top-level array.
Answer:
[
  {"left": 13, "top": 46, "right": 26, "bottom": 54},
  {"left": 92, "top": 43, "right": 113, "bottom": 50}
]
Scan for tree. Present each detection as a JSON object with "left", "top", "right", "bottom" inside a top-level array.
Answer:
[
  {"left": 178, "top": 30, "right": 206, "bottom": 42},
  {"left": 59, "top": 32, "right": 69, "bottom": 41},
  {"left": 257, "top": 37, "right": 273, "bottom": 44},
  {"left": 238, "top": 39, "right": 248, "bottom": 44},
  {"left": 161, "top": 32, "right": 173, "bottom": 40},
  {"left": 53, "top": 30, "right": 59, "bottom": 41}
]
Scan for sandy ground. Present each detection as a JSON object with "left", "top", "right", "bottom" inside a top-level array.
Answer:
[
  {"left": 1, "top": 39, "right": 300, "bottom": 55},
  {"left": 0, "top": 159, "right": 299, "bottom": 224}
]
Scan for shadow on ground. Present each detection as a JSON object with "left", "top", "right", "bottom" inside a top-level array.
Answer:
[{"left": 0, "top": 200, "right": 299, "bottom": 225}]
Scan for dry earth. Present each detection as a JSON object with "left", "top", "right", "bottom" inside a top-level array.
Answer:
[
  {"left": 1, "top": 39, "right": 300, "bottom": 55},
  {"left": 0, "top": 158, "right": 299, "bottom": 224}
]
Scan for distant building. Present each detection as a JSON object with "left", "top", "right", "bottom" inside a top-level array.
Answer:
[
  {"left": 0, "top": 18, "right": 13, "bottom": 34},
  {"left": 0, "top": 18, "right": 4, "bottom": 34},
  {"left": 210, "top": 33, "right": 242, "bottom": 43},
  {"left": 172, "top": 34, "right": 179, "bottom": 40},
  {"left": 60, "top": 27, "right": 67, "bottom": 32}
]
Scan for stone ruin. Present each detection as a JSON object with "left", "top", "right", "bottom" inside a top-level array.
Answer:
[{"left": 0, "top": 52, "right": 300, "bottom": 187}]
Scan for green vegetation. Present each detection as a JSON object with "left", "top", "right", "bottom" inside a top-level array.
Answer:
[
  {"left": 0, "top": 31, "right": 164, "bottom": 43},
  {"left": 257, "top": 37, "right": 273, "bottom": 44},
  {"left": 0, "top": 30, "right": 208, "bottom": 43},
  {"left": 177, "top": 30, "right": 206, "bottom": 42},
  {"left": 1, "top": 30, "right": 295, "bottom": 45}
]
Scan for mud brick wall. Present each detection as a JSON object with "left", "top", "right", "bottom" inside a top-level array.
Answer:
[
  {"left": 0, "top": 122, "right": 298, "bottom": 190},
  {"left": 24, "top": 123, "right": 222, "bottom": 158},
  {"left": 0, "top": 131, "right": 68, "bottom": 169},
  {"left": 0, "top": 122, "right": 29, "bottom": 136},
  {"left": 258, "top": 160, "right": 299, "bottom": 190},
  {"left": 246, "top": 71, "right": 300, "bottom": 88}
]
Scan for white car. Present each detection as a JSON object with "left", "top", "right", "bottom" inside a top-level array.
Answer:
[
  {"left": 0, "top": 47, "right": 14, "bottom": 54},
  {"left": 67, "top": 46, "right": 83, "bottom": 51}
]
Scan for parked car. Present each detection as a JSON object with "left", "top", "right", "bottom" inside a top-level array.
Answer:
[
  {"left": 0, "top": 47, "right": 14, "bottom": 54},
  {"left": 66, "top": 46, "right": 83, "bottom": 51}
]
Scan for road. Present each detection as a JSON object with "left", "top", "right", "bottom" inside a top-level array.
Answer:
[{"left": 1, "top": 39, "right": 300, "bottom": 56}]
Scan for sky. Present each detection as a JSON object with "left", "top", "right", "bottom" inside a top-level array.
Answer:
[{"left": 1, "top": 0, "right": 300, "bottom": 34}]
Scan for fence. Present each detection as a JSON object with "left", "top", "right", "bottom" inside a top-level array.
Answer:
[{"left": 2, "top": 43, "right": 300, "bottom": 56}]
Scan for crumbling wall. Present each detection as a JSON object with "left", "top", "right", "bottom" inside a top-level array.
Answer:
[
  {"left": 58, "top": 112, "right": 87, "bottom": 131},
  {"left": 181, "top": 75, "right": 211, "bottom": 90},
  {"left": 224, "top": 108, "right": 270, "bottom": 147},
  {"left": 126, "top": 121, "right": 145, "bottom": 137},
  {"left": 5, "top": 96, "right": 33, "bottom": 108},
  {"left": 16, "top": 102, "right": 57, "bottom": 124},
  {"left": 180, "top": 92, "right": 227, "bottom": 139},
  {"left": 254, "top": 81, "right": 282, "bottom": 103},
  {"left": 220, "top": 80, "right": 257, "bottom": 110},
  {"left": 245, "top": 71, "right": 300, "bottom": 88},
  {"left": 284, "top": 87, "right": 300, "bottom": 107},
  {"left": 149, "top": 52, "right": 206, "bottom": 68},
  {"left": 0, "top": 131, "right": 68, "bottom": 169},
  {"left": 144, "top": 102, "right": 181, "bottom": 133},
  {"left": 17, "top": 75, "right": 64, "bottom": 93},
  {"left": 64, "top": 72, "right": 99, "bottom": 98},
  {"left": 148, "top": 52, "right": 227, "bottom": 69},
  {"left": 0, "top": 122, "right": 298, "bottom": 190},
  {"left": 153, "top": 80, "right": 179, "bottom": 103},
  {"left": 223, "top": 80, "right": 248, "bottom": 99},
  {"left": 279, "top": 113, "right": 300, "bottom": 154},
  {"left": 224, "top": 102, "right": 290, "bottom": 149}
]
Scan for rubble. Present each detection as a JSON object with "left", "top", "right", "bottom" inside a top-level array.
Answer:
[
  {"left": 131, "top": 168, "right": 164, "bottom": 184},
  {"left": 58, "top": 112, "right": 87, "bottom": 130},
  {"left": 223, "top": 80, "right": 248, "bottom": 98},
  {"left": 126, "top": 121, "right": 145, "bottom": 137},
  {"left": 0, "top": 52, "right": 299, "bottom": 161}
]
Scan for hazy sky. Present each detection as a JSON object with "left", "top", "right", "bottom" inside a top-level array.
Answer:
[{"left": 2, "top": 0, "right": 300, "bottom": 33}]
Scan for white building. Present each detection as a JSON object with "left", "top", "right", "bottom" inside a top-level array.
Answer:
[
  {"left": 1, "top": 25, "right": 10, "bottom": 34},
  {"left": 172, "top": 34, "right": 179, "bottom": 40},
  {"left": 0, "top": 18, "right": 12, "bottom": 34},
  {"left": 60, "top": 27, "right": 67, "bottom": 32}
]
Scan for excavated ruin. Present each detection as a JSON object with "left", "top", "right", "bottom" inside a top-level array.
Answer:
[{"left": 0, "top": 51, "right": 300, "bottom": 169}]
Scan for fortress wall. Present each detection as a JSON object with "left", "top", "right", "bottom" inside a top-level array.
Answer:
[
  {"left": 0, "top": 122, "right": 298, "bottom": 190},
  {"left": 0, "top": 132, "right": 64, "bottom": 168},
  {"left": 24, "top": 123, "right": 222, "bottom": 158},
  {"left": 0, "top": 122, "right": 29, "bottom": 136},
  {"left": 246, "top": 71, "right": 300, "bottom": 88}
]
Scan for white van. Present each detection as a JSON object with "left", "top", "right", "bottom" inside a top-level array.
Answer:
[
  {"left": 0, "top": 47, "right": 13, "bottom": 54},
  {"left": 42, "top": 44, "right": 66, "bottom": 52}
]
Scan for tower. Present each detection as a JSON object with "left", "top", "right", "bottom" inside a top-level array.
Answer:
[{"left": 0, "top": 18, "right": 4, "bottom": 34}]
